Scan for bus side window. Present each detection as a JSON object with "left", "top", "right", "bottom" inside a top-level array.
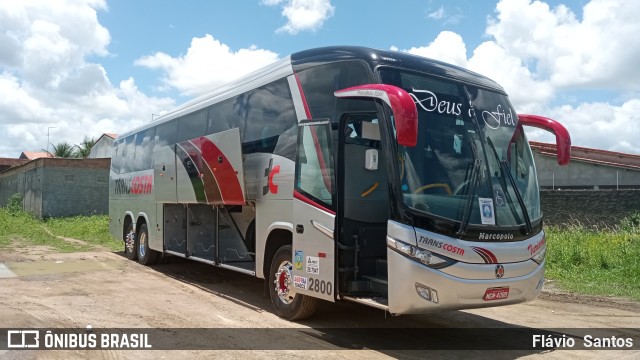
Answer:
[
  {"left": 133, "top": 127, "right": 156, "bottom": 171},
  {"left": 155, "top": 120, "right": 177, "bottom": 148},
  {"left": 177, "top": 109, "right": 207, "bottom": 143},
  {"left": 111, "top": 140, "right": 122, "bottom": 174},
  {"left": 120, "top": 135, "right": 135, "bottom": 174}
]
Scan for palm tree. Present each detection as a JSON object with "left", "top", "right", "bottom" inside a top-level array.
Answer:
[
  {"left": 51, "top": 141, "right": 76, "bottom": 158},
  {"left": 75, "top": 136, "right": 96, "bottom": 158}
]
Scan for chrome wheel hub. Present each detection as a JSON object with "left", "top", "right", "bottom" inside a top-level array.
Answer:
[{"left": 273, "top": 260, "right": 296, "bottom": 304}]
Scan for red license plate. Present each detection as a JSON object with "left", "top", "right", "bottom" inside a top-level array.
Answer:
[{"left": 483, "top": 287, "right": 510, "bottom": 301}]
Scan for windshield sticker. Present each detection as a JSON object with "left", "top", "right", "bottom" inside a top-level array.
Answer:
[
  {"left": 294, "top": 250, "right": 303, "bottom": 270},
  {"left": 453, "top": 134, "right": 462, "bottom": 154},
  {"left": 293, "top": 275, "right": 308, "bottom": 290},
  {"left": 305, "top": 256, "right": 320, "bottom": 275},
  {"left": 479, "top": 198, "right": 496, "bottom": 225},
  {"left": 409, "top": 88, "right": 463, "bottom": 118},
  {"left": 481, "top": 104, "right": 516, "bottom": 129}
]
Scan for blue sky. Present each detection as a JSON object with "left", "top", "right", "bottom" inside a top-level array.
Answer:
[{"left": 1, "top": 0, "right": 639, "bottom": 157}]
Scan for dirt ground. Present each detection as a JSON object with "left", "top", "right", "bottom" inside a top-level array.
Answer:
[{"left": 0, "top": 245, "right": 638, "bottom": 359}]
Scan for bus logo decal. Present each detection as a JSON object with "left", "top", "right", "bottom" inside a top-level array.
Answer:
[
  {"left": 471, "top": 246, "right": 498, "bottom": 264},
  {"left": 262, "top": 158, "right": 280, "bottom": 195},
  {"left": 114, "top": 175, "right": 153, "bottom": 195},
  {"left": 174, "top": 137, "right": 245, "bottom": 205}
]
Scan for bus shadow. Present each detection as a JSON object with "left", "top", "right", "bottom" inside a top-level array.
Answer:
[{"left": 127, "top": 253, "right": 560, "bottom": 357}]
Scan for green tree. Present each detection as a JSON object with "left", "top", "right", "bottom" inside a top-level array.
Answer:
[
  {"left": 75, "top": 136, "right": 96, "bottom": 158},
  {"left": 51, "top": 141, "right": 76, "bottom": 158}
]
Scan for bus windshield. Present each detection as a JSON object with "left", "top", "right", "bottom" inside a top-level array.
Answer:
[{"left": 379, "top": 68, "right": 541, "bottom": 228}]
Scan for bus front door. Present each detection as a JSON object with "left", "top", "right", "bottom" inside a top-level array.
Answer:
[{"left": 291, "top": 119, "right": 336, "bottom": 302}]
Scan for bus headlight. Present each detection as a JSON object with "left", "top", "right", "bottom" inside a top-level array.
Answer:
[
  {"left": 387, "top": 237, "right": 454, "bottom": 269},
  {"left": 414, "top": 248, "right": 448, "bottom": 267}
]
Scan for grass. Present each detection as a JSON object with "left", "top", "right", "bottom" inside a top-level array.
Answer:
[
  {"left": 0, "top": 208, "right": 121, "bottom": 253},
  {"left": 1, "top": 202, "right": 639, "bottom": 301},
  {"left": 545, "top": 223, "right": 640, "bottom": 301}
]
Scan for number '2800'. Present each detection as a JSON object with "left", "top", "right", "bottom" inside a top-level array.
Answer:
[{"left": 308, "top": 278, "right": 332, "bottom": 295}]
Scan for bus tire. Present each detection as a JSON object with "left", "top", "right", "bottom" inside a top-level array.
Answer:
[
  {"left": 137, "top": 224, "right": 160, "bottom": 266},
  {"left": 124, "top": 221, "right": 137, "bottom": 261},
  {"left": 268, "top": 245, "right": 318, "bottom": 320}
]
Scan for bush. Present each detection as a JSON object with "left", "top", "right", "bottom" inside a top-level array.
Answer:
[
  {"left": 620, "top": 212, "right": 640, "bottom": 233},
  {"left": 6, "top": 193, "right": 23, "bottom": 214}
]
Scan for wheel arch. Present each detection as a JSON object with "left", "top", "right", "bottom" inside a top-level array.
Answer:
[
  {"left": 122, "top": 211, "right": 135, "bottom": 240},
  {"left": 262, "top": 228, "right": 293, "bottom": 281},
  {"left": 135, "top": 212, "right": 150, "bottom": 234}
]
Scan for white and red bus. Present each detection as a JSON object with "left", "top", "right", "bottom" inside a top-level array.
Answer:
[{"left": 109, "top": 46, "right": 571, "bottom": 320}]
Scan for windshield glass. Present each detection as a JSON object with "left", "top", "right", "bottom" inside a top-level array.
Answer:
[{"left": 379, "top": 68, "right": 540, "bottom": 227}]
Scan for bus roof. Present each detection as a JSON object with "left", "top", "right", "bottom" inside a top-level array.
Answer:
[
  {"left": 117, "top": 46, "right": 504, "bottom": 140},
  {"left": 290, "top": 46, "right": 504, "bottom": 93}
]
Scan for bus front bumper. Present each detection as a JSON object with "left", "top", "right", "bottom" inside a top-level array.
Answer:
[{"left": 387, "top": 248, "right": 545, "bottom": 314}]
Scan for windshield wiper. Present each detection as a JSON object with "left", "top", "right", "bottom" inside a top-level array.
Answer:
[
  {"left": 486, "top": 137, "right": 532, "bottom": 234},
  {"left": 456, "top": 159, "right": 480, "bottom": 236}
]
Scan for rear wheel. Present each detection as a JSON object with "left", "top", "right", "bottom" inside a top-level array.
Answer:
[
  {"left": 137, "top": 224, "right": 160, "bottom": 265},
  {"left": 123, "top": 220, "right": 137, "bottom": 260},
  {"left": 268, "top": 245, "right": 318, "bottom": 320}
]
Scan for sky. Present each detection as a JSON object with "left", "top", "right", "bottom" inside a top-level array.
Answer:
[{"left": 1, "top": 0, "right": 640, "bottom": 158}]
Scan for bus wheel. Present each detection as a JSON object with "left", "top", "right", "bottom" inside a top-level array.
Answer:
[
  {"left": 268, "top": 245, "right": 317, "bottom": 320},
  {"left": 124, "top": 221, "right": 137, "bottom": 261},
  {"left": 137, "top": 224, "right": 160, "bottom": 266}
]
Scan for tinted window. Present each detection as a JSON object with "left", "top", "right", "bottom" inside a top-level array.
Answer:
[
  {"left": 240, "top": 78, "right": 297, "bottom": 160},
  {"left": 111, "top": 139, "right": 122, "bottom": 174},
  {"left": 120, "top": 135, "right": 136, "bottom": 173},
  {"left": 155, "top": 120, "right": 177, "bottom": 148},
  {"left": 132, "top": 127, "right": 155, "bottom": 171},
  {"left": 206, "top": 78, "right": 298, "bottom": 160},
  {"left": 297, "top": 61, "right": 374, "bottom": 121},
  {"left": 177, "top": 109, "right": 207, "bottom": 142},
  {"left": 207, "top": 97, "right": 240, "bottom": 134}
]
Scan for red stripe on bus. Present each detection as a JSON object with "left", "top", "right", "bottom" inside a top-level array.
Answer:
[
  {"left": 472, "top": 246, "right": 498, "bottom": 264},
  {"left": 294, "top": 73, "right": 312, "bottom": 119},
  {"left": 294, "top": 190, "right": 335, "bottom": 215},
  {"left": 192, "top": 137, "right": 245, "bottom": 205},
  {"left": 179, "top": 141, "right": 223, "bottom": 203}
]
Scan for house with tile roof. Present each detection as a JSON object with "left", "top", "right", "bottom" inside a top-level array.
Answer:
[
  {"left": 88, "top": 133, "right": 118, "bottom": 159},
  {"left": 530, "top": 141, "right": 640, "bottom": 189},
  {"left": 18, "top": 151, "right": 54, "bottom": 160}
]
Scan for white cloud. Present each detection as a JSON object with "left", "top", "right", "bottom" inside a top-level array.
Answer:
[
  {"left": 487, "top": 0, "right": 640, "bottom": 90},
  {"left": 396, "top": 0, "right": 640, "bottom": 154},
  {"left": 427, "top": 7, "right": 445, "bottom": 20},
  {"left": 402, "top": 31, "right": 468, "bottom": 68},
  {"left": 135, "top": 35, "right": 279, "bottom": 97},
  {"left": 264, "top": 0, "right": 335, "bottom": 34},
  {"left": 0, "top": 0, "right": 174, "bottom": 158}
]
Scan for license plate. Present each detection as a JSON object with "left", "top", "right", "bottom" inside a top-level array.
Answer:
[{"left": 483, "top": 287, "right": 510, "bottom": 301}]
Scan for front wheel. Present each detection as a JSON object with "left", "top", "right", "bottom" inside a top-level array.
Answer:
[
  {"left": 137, "top": 224, "right": 160, "bottom": 266},
  {"left": 268, "top": 245, "right": 318, "bottom": 320}
]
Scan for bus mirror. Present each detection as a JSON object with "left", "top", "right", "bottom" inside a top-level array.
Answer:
[
  {"left": 334, "top": 84, "right": 418, "bottom": 147},
  {"left": 518, "top": 114, "right": 571, "bottom": 166}
]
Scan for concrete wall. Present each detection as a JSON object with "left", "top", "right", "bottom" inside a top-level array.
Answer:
[
  {"left": 533, "top": 152, "right": 640, "bottom": 189},
  {"left": 0, "top": 158, "right": 109, "bottom": 218},
  {"left": 541, "top": 189, "right": 640, "bottom": 227}
]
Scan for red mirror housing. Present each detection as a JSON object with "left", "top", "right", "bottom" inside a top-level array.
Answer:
[
  {"left": 334, "top": 84, "right": 418, "bottom": 147},
  {"left": 518, "top": 114, "right": 571, "bottom": 165}
]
